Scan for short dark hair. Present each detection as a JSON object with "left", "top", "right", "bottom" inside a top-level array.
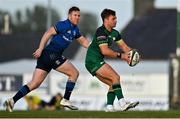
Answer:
[
  {"left": 101, "top": 9, "right": 116, "bottom": 22},
  {"left": 68, "top": 6, "right": 80, "bottom": 14}
]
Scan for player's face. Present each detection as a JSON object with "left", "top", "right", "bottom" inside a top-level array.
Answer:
[
  {"left": 107, "top": 15, "right": 117, "bottom": 28},
  {"left": 68, "top": 11, "right": 80, "bottom": 25}
]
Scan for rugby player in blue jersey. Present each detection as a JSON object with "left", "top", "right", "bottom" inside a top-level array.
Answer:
[{"left": 4, "top": 6, "right": 89, "bottom": 112}]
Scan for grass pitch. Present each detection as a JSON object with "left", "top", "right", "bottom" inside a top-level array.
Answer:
[{"left": 0, "top": 110, "right": 180, "bottom": 118}]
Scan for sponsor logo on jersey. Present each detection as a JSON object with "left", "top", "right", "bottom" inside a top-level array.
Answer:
[
  {"left": 97, "top": 36, "right": 107, "bottom": 41},
  {"left": 63, "top": 35, "right": 72, "bottom": 42}
]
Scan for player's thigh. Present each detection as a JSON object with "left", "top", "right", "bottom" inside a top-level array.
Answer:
[
  {"left": 96, "top": 63, "right": 120, "bottom": 82},
  {"left": 27, "top": 68, "right": 48, "bottom": 90},
  {"left": 55, "top": 60, "right": 79, "bottom": 77}
]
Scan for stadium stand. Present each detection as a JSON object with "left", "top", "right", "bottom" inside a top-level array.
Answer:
[{"left": 121, "top": 9, "right": 177, "bottom": 59}]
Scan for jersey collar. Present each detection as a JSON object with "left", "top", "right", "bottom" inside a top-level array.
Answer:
[{"left": 102, "top": 25, "right": 111, "bottom": 35}]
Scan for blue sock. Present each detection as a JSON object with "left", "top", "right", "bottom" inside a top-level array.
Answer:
[
  {"left": 13, "top": 85, "right": 30, "bottom": 103},
  {"left": 64, "top": 80, "right": 75, "bottom": 100}
]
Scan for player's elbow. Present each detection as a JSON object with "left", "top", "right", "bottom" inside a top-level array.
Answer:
[{"left": 46, "top": 27, "right": 56, "bottom": 36}]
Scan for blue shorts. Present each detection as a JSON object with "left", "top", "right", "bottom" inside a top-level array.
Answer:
[{"left": 36, "top": 49, "right": 67, "bottom": 72}]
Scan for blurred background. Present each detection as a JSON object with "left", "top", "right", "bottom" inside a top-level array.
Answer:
[{"left": 0, "top": 0, "right": 179, "bottom": 111}]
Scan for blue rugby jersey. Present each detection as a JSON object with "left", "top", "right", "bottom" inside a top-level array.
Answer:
[{"left": 45, "top": 19, "right": 81, "bottom": 53}]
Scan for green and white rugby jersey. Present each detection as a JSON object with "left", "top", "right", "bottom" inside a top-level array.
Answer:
[
  {"left": 85, "top": 25, "right": 122, "bottom": 76},
  {"left": 86, "top": 25, "right": 122, "bottom": 60}
]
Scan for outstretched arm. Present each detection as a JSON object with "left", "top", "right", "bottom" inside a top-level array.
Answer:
[
  {"left": 33, "top": 27, "right": 57, "bottom": 58},
  {"left": 77, "top": 36, "right": 90, "bottom": 48},
  {"left": 99, "top": 44, "right": 129, "bottom": 62}
]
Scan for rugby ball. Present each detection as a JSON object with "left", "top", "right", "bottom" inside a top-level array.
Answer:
[{"left": 128, "top": 49, "right": 140, "bottom": 67}]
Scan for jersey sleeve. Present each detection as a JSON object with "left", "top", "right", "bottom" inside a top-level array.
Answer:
[
  {"left": 96, "top": 28, "right": 108, "bottom": 46},
  {"left": 75, "top": 27, "right": 82, "bottom": 39},
  {"left": 54, "top": 21, "right": 64, "bottom": 34}
]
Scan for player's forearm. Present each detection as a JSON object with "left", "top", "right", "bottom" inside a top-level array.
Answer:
[
  {"left": 101, "top": 48, "right": 129, "bottom": 61},
  {"left": 77, "top": 36, "right": 90, "bottom": 48},
  {"left": 81, "top": 39, "right": 89, "bottom": 48},
  {"left": 120, "top": 45, "right": 131, "bottom": 53},
  {"left": 101, "top": 48, "right": 119, "bottom": 58}
]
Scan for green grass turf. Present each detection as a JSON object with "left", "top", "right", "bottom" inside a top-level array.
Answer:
[{"left": 0, "top": 110, "right": 180, "bottom": 118}]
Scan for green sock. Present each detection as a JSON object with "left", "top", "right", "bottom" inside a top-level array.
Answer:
[
  {"left": 112, "top": 84, "right": 124, "bottom": 100},
  {"left": 107, "top": 91, "right": 115, "bottom": 105}
]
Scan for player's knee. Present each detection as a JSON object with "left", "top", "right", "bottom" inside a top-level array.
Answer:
[
  {"left": 69, "top": 69, "right": 79, "bottom": 80},
  {"left": 107, "top": 82, "right": 113, "bottom": 87},
  {"left": 115, "top": 75, "right": 120, "bottom": 83},
  {"left": 73, "top": 70, "right": 79, "bottom": 79},
  {"left": 111, "top": 74, "right": 119, "bottom": 80},
  {"left": 76, "top": 70, "right": 79, "bottom": 78},
  {"left": 111, "top": 75, "right": 120, "bottom": 83},
  {"left": 116, "top": 75, "right": 120, "bottom": 80}
]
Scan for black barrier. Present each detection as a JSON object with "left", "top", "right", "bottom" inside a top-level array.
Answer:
[
  {"left": 0, "top": 33, "right": 80, "bottom": 62},
  {"left": 169, "top": 54, "right": 180, "bottom": 109},
  {"left": 0, "top": 74, "right": 23, "bottom": 91}
]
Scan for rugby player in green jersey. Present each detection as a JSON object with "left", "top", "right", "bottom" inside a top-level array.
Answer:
[{"left": 85, "top": 9, "right": 139, "bottom": 112}]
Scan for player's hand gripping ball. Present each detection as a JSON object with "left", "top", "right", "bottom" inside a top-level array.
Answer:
[{"left": 128, "top": 49, "right": 140, "bottom": 67}]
